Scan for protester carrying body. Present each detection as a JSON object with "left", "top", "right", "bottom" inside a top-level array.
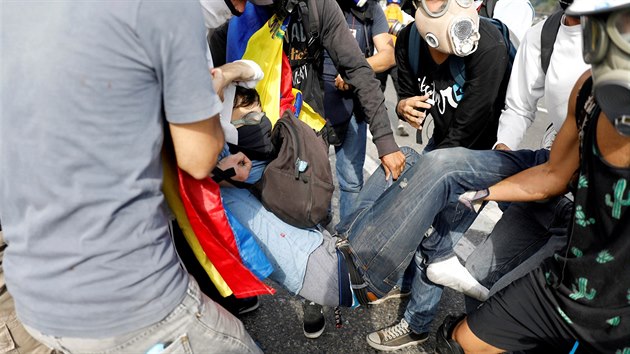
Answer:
[
  {"left": 323, "top": 0, "right": 395, "bottom": 222},
  {"left": 365, "top": 0, "right": 512, "bottom": 349},
  {"left": 427, "top": 0, "right": 586, "bottom": 298},
  {"left": 0, "top": 1, "right": 266, "bottom": 353},
  {"left": 395, "top": 0, "right": 511, "bottom": 151},
  {"left": 436, "top": 3, "right": 630, "bottom": 351},
  {"left": 459, "top": 5, "right": 589, "bottom": 311}
]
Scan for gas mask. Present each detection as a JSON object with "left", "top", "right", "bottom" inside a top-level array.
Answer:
[
  {"left": 580, "top": 9, "right": 630, "bottom": 136},
  {"left": 414, "top": 0, "right": 480, "bottom": 57}
]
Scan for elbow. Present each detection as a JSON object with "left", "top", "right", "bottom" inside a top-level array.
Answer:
[{"left": 180, "top": 136, "right": 224, "bottom": 180}]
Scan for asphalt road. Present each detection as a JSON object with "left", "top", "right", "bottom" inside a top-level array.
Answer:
[{"left": 241, "top": 76, "right": 550, "bottom": 353}]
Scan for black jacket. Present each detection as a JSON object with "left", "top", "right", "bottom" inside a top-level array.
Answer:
[
  {"left": 285, "top": 0, "right": 398, "bottom": 157},
  {"left": 395, "top": 20, "right": 511, "bottom": 150}
]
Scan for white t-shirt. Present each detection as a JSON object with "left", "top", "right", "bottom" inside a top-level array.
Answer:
[
  {"left": 493, "top": 0, "right": 534, "bottom": 42},
  {"left": 496, "top": 15, "right": 590, "bottom": 149}
]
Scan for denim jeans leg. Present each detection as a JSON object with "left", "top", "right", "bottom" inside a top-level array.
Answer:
[
  {"left": 335, "top": 115, "right": 367, "bottom": 221},
  {"left": 335, "top": 146, "right": 420, "bottom": 234},
  {"left": 347, "top": 148, "right": 550, "bottom": 296},
  {"left": 24, "top": 277, "right": 261, "bottom": 354},
  {"left": 403, "top": 251, "right": 444, "bottom": 334}
]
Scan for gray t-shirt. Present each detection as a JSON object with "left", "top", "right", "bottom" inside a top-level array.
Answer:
[{"left": 1, "top": 1, "right": 221, "bottom": 337}]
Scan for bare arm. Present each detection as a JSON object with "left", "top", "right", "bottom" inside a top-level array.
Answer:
[
  {"left": 169, "top": 115, "right": 225, "bottom": 180},
  {"left": 484, "top": 72, "right": 590, "bottom": 202},
  {"left": 366, "top": 33, "right": 395, "bottom": 74}
]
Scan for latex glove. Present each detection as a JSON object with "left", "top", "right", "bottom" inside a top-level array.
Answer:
[{"left": 458, "top": 189, "right": 489, "bottom": 213}]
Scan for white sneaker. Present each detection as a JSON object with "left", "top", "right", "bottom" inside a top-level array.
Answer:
[
  {"left": 366, "top": 319, "right": 429, "bottom": 351},
  {"left": 426, "top": 256, "right": 489, "bottom": 301}
]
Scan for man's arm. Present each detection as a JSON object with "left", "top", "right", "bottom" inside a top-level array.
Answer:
[
  {"left": 170, "top": 116, "right": 225, "bottom": 180},
  {"left": 318, "top": 0, "right": 404, "bottom": 178},
  {"left": 318, "top": 0, "right": 399, "bottom": 157},
  {"left": 495, "top": 21, "right": 547, "bottom": 151},
  {"left": 483, "top": 72, "right": 590, "bottom": 202}
]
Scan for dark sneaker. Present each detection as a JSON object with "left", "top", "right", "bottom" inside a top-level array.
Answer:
[
  {"left": 368, "top": 286, "right": 411, "bottom": 305},
  {"left": 236, "top": 296, "right": 260, "bottom": 316},
  {"left": 366, "top": 319, "right": 429, "bottom": 351},
  {"left": 303, "top": 301, "right": 325, "bottom": 339}
]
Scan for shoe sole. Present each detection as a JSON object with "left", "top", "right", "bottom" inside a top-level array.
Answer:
[
  {"left": 365, "top": 334, "right": 428, "bottom": 351},
  {"left": 237, "top": 301, "right": 260, "bottom": 316},
  {"left": 368, "top": 291, "right": 411, "bottom": 305},
  {"left": 303, "top": 326, "right": 325, "bottom": 339}
]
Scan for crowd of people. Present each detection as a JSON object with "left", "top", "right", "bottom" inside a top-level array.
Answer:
[{"left": 1, "top": 0, "right": 629, "bottom": 353}]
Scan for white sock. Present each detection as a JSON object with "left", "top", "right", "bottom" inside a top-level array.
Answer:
[{"left": 426, "top": 256, "right": 490, "bottom": 301}]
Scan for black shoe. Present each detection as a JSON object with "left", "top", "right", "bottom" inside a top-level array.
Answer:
[
  {"left": 236, "top": 296, "right": 260, "bottom": 316},
  {"left": 303, "top": 301, "right": 325, "bottom": 339},
  {"left": 366, "top": 319, "right": 429, "bottom": 351}
]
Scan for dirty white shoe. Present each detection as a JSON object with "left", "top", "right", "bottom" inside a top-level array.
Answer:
[{"left": 426, "top": 256, "right": 489, "bottom": 301}]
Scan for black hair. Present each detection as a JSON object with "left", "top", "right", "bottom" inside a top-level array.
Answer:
[{"left": 233, "top": 86, "right": 261, "bottom": 109}]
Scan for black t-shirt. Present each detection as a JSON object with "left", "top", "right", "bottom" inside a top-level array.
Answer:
[{"left": 395, "top": 19, "right": 511, "bottom": 150}]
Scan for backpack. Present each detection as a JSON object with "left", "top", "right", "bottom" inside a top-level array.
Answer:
[
  {"left": 254, "top": 110, "right": 334, "bottom": 228},
  {"left": 407, "top": 16, "right": 518, "bottom": 90}
]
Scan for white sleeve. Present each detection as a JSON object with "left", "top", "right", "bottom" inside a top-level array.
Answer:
[
  {"left": 495, "top": 21, "right": 545, "bottom": 150},
  {"left": 493, "top": 0, "right": 534, "bottom": 42}
]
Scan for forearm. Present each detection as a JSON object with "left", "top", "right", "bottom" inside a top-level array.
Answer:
[
  {"left": 485, "top": 162, "right": 571, "bottom": 202},
  {"left": 366, "top": 51, "right": 395, "bottom": 73}
]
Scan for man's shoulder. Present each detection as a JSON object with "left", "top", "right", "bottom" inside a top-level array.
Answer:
[{"left": 478, "top": 19, "right": 508, "bottom": 50}]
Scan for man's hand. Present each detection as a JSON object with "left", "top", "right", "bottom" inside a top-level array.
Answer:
[
  {"left": 396, "top": 94, "right": 433, "bottom": 129},
  {"left": 211, "top": 61, "right": 257, "bottom": 100},
  {"left": 380, "top": 150, "right": 406, "bottom": 181},
  {"left": 216, "top": 152, "right": 252, "bottom": 182},
  {"left": 494, "top": 143, "right": 512, "bottom": 151},
  {"left": 458, "top": 189, "right": 489, "bottom": 213},
  {"left": 335, "top": 74, "right": 352, "bottom": 91}
]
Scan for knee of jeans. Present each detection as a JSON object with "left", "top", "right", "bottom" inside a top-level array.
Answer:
[{"left": 423, "top": 147, "right": 469, "bottom": 169}]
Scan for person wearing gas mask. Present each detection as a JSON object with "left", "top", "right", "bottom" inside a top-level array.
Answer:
[
  {"left": 460, "top": 0, "right": 588, "bottom": 310},
  {"left": 394, "top": 0, "right": 512, "bottom": 151},
  {"left": 365, "top": 0, "right": 512, "bottom": 350},
  {"left": 1, "top": 1, "right": 265, "bottom": 353},
  {"left": 434, "top": 0, "right": 630, "bottom": 352}
]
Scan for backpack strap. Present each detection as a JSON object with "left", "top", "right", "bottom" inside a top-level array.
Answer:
[
  {"left": 448, "top": 57, "right": 467, "bottom": 90},
  {"left": 408, "top": 22, "right": 421, "bottom": 77},
  {"left": 541, "top": 10, "right": 563, "bottom": 75},
  {"left": 478, "top": 0, "right": 497, "bottom": 18},
  {"left": 302, "top": 0, "right": 321, "bottom": 62},
  {"left": 574, "top": 77, "right": 600, "bottom": 160}
]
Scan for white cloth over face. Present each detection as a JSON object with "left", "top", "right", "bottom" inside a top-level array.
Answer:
[{"left": 216, "top": 60, "right": 264, "bottom": 145}]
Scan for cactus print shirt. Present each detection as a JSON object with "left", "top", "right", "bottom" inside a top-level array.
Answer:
[{"left": 542, "top": 86, "right": 630, "bottom": 350}]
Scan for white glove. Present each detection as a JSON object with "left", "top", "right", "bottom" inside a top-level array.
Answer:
[{"left": 458, "top": 189, "right": 489, "bottom": 213}]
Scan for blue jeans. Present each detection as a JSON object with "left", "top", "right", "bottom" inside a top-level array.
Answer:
[
  {"left": 344, "top": 147, "right": 551, "bottom": 333},
  {"left": 464, "top": 195, "right": 573, "bottom": 311},
  {"left": 335, "top": 115, "right": 367, "bottom": 221},
  {"left": 24, "top": 277, "right": 261, "bottom": 354}
]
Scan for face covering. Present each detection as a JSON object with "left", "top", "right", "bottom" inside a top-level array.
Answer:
[
  {"left": 414, "top": 0, "right": 480, "bottom": 57},
  {"left": 582, "top": 10, "right": 630, "bottom": 135}
]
